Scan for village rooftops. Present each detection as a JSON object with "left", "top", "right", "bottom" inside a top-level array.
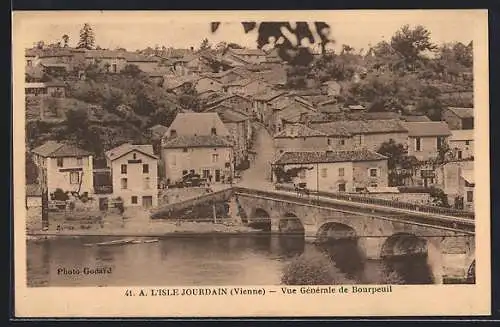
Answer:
[
  {"left": 446, "top": 107, "right": 474, "bottom": 119},
  {"left": 450, "top": 129, "right": 474, "bottom": 141},
  {"left": 310, "top": 119, "right": 408, "bottom": 137},
  {"left": 162, "top": 135, "right": 233, "bottom": 148},
  {"left": 400, "top": 115, "right": 431, "bottom": 122},
  {"left": 32, "top": 141, "right": 92, "bottom": 158},
  {"left": 403, "top": 121, "right": 452, "bottom": 137},
  {"left": 105, "top": 143, "right": 157, "bottom": 161},
  {"left": 204, "top": 93, "right": 251, "bottom": 107},
  {"left": 123, "top": 52, "right": 159, "bottom": 62},
  {"left": 274, "top": 124, "right": 327, "bottom": 138},
  {"left": 84, "top": 49, "right": 126, "bottom": 59},
  {"left": 217, "top": 109, "right": 250, "bottom": 123},
  {"left": 253, "top": 90, "right": 288, "bottom": 102},
  {"left": 166, "top": 112, "right": 231, "bottom": 137},
  {"left": 229, "top": 48, "right": 267, "bottom": 56},
  {"left": 274, "top": 149, "right": 388, "bottom": 165}
]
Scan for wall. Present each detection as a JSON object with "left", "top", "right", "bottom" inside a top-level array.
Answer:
[
  {"left": 220, "top": 96, "right": 253, "bottom": 115},
  {"left": 442, "top": 110, "right": 463, "bottom": 130},
  {"left": 196, "top": 78, "right": 223, "bottom": 94},
  {"left": 279, "top": 162, "right": 354, "bottom": 192},
  {"left": 352, "top": 160, "right": 389, "bottom": 190},
  {"left": 274, "top": 136, "right": 329, "bottom": 160},
  {"left": 111, "top": 150, "right": 158, "bottom": 208},
  {"left": 128, "top": 61, "right": 159, "bottom": 73},
  {"left": 364, "top": 192, "right": 432, "bottom": 205},
  {"left": 353, "top": 132, "right": 408, "bottom": 152},
  {"left": 408, "top": 136, "right": 444, "bottom": 161},
  {"left": 224, "top": 121, "right": 248, "bottom": 166},
  {"left": 46, "top": 156, "right": 94, "bottom": 195},
  {"left": 162, "top": 146, "right": 233, "bottom": 183},
  {"left": 449, "top": 140, "right": 474, "bottom": 159}
]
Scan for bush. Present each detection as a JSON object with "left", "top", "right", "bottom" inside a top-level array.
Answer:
[
  {"left": 281, "top": 252, "right": 350, "bottom": 285},
  {"left": 52, "top": 188, "right": 69, "bottom": 201}
]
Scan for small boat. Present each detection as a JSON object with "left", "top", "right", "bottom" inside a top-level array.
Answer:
[{"left": 131, "top": 238, "right": 159, "bottom": 244}]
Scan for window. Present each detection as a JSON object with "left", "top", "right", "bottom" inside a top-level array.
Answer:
[
  {"left": 338, "top": 183, "right": 346, "bottom": 192},
  {"left": 465, "top": 140, "right": 470, "bottom": 145},
  {"left": 143, "top": 164, "right": 149, "bottom": 174},
  {"left": 57, "top": 158, "right": 64, "bottom": 167},
  {"left": 121, "top": 178, "right": 128, "bottom": 189},
  {"left": 370, "top": 183, "right": 378, "bottom": 187},
  {"left": 211, "top": 127, "right": 217, "bottom": 135},
  {"left": 415, "top": 137, "right": 421, "bottom": 151},
  {"left": 339, "top": 139, "right": 345, "bottom": 146},
  {"left": 131, "top": 196, "right": 138, "bottom": 204},
  {"left": 133, "top": 153, "right": 137, "bottom": 160},
  {"left": 437, "top": 136, "right": 444, "bottom": 149},
  {"left": 69, "top": 172, "right": 80, "bottom": 184},
  {"left": 190, "top": 169, "right": 195, "bottom": 174},
  {"left": 76, "top": 157, "right": 83, "bottom": 166},
  {"left": 338, "top": 168, "right": 345, "bottom": 177},
  {"left": 327, "top": 139, "right": 331, "bottom": 145},
  {"left": 298, "top": 170, "right": 306, "bottom": 179},
  {"left": 321, "top": 168, "right": 328, "bottom": 178},
  {"left": 112, "top": 64, "right": 117, "bottom": 73},
  {"left": 369, "top": 168, "right": 378, "bottom": 177},
  {"left": 143, "top": 177, "right": 150, "bottom": 189},
  {"left": 121, "top": 164, "right": 127, "bottom": 174},
  {"left": 170, "top": 129, "right": 177, "bottom": 137},
  {"left": 457, "top": 150, "right": 463, "bottom": 160},
  {"left": 27, "top": 60, "right": 32, "bottom": 67},
  {"left": 466, "top": 190, "right": 473, "bottom": 203},
  {"left": 203, "top": 169, "right": 210, "bottom": 178},
  {"left": 183, "top": 148, "right": 188, "bottom": 152},
  {"left": 212, "top": 154, "right": 219, "bottom": 163}
]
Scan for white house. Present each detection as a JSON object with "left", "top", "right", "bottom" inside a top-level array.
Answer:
[
  {"left": 272, "top": 149, "right": 389, "bottom": 193},
  {"left": 105, "top": 143, "right": 159, "bottom": 209},
  {"left": 449, "top": 129, "right": 474, "bottom": 160},
  {"left": 31, "top": 141, "right": 94, "bottom": 196},
  {"left": 161, "top": 112, "right": 234, "bottom": 184},
  {"left": 404, "top": 121, "right": 452, "bottom": 161}
]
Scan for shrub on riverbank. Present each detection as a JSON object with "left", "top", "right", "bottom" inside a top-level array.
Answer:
[{"left": 281, "top": 252, "right": 351, "bottom": 285}]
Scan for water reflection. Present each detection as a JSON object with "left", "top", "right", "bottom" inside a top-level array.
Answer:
[{"left": 27, "top": 234, "right": 435, "bottom": 287}]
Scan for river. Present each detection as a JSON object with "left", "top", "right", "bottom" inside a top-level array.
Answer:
[{"left": 27, "top": 234, "right": 435, "bottom": 287}]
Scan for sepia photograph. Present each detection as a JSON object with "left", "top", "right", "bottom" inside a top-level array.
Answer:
[{"left": 13, "top": 10, "right": 490, "bottom": 317}]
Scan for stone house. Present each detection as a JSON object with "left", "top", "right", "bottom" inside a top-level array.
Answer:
[
  {"left": 442, "top": 107, "right": 474, "bottom": 130},
  {"left": 449, "top": 129, "right": 474, "bottom": 160},
  {"left": 403, "top": 121, "right": 452, "bottom": 161}
]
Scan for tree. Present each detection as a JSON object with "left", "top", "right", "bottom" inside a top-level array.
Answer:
[
  {"left": 121, "top": 64, "right": 143, "bottom": 77},
  {"left": 77, "top": 23, "right": 96, "bottom": 50},
  {"left": 390, "top": 25, "right": 437, "bottom": 71},
  {"left": 66, "top": 108, "right": 89, "bottom": 133},
  {"left": 199, "top": 38, "right": 211, "bottom": 51},
  {"left": 62, "top": 34, "right": 69, "bottom": 48},
  {"left": 35, "top": 40, "right": 45, "bottom": 49},
  {"left": 25, "top": 153, "right": 39, "bottom": 184}
]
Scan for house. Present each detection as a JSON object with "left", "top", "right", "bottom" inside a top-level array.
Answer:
[
  {"left": 272, "top": 149, "right": 389, "bottom": 193},
  {"left": 161, "top": 113, "right": 234, "bottom": 183},
  {"left": 273, "top": 123, "right": 329, "bottom": 160},
  {"left": 310, "top": 119, "right": 409, "bottom": 152},
  {"left": 193, "top": 76, "right": 223, "bottom": 94},
  {"left": 217, "top": 109, "right": 252, "bottom": 168},
  {"left": 204, "top": 94, "right": 254, "bottom": 116},
  {"left": 31, "top": 141, "right": 94, "bottom": 196},
  {"left": 105, "top": 143, "right": 159, "bottom": 209},
  {"left": 400, "top": 115, "right": 431, "bottom": 122},
  {"left": 226, "top": 48, "right": 267, "bottom": 64},
  {"left": 25, "top": 82, "right": 66, "bottom": 97},
  {"left": 84, "top": 50, "right": 127, "bottom": 73},
  {"left": 321, "top": 81, "right": 342, "bottom": 97},
  {"left": 404, "top": 121, "right": 452, "bottom": 161},
  {"left": 271, "top": 97, "right": 317, "bottom": 133},
  {"left": 255, "top": 66, "right": 287, "bottom": 88},
  {"left": 123, "top": 52, "right": 160, "bottom": 73},
  {"left": 449, "top": 129, "right": 474, "bottom": 160},
  {"left": 224, "top": 78, "right": 271, "bottom": 96},
  {"left": 209, "top": 67, "right": 255, "bottom": 84},
  {"left": 442, "top": 107, "right": 474, "bottom": 130},
  {"left": 25, "top": 48, "right": 41, "bottom": 67},
  {"left": 37, "top": 48, "right": 83, "bottom": 72},
  {"left": 163, "top": 75, "right": 199, "bottom": 94},
  {"left": 252, "top": 90, "right": 289, "bottom": 122},
  {"left": 435, "top": 160, "right": 474, "bottom": 211}
]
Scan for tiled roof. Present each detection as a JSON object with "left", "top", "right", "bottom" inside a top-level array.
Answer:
[
  {"left": 310, "top": 119, "right": 408, "bottom": 137},
  {"left": 84, "top": 50, "right": 126, "bottom": 59},
  {"left": 123, "top": 52, "right": 158, "bottom": 62},
  {"left": 32, "top": 141, "right": 92, "bottom": 158},
  {"left": 105, "top": 143, "right": 157, "bottom": 161},
  {"left": 253, "top": 90, "right": 288, "bottom": 102},
  {"left": 450, "top": 129, "right": 474, "bottom": 141},
  {"left": 274, "top": 149, "right": 388, "bottom": 165},
  {"left": 447, "top": 107, "right": 474, "bottom": 119},
  {"left": 274, "top": 124, "right": 327, "bottom": 138},
  {"left": 166, "top": 112, "right": 230, "bottom": 137},
  {"left": 229, "top": 48, "right": 266, "bottom": 56},
  {"left": 148, "top": 124, "right": 169, "bottom": 136},
  {"left": 401, "top": 115, "right": 431, "bottom": 122},
  {"left": 163, "top": 135, "right": 232, "bottom": 148},
  {"left": 217, "top": 110, "right": 249, "bottom": 123},
  {"left": 403, "top": 121, "right": 452, "bottom": 137}
]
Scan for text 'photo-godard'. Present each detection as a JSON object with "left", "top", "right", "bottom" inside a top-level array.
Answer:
[{"left": 18, "top": 12, "right": 480, "bottom": 293}]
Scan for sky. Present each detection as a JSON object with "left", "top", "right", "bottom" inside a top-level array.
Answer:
[{"left": 14, "top": 10, "right": 484, "bottom": 53}]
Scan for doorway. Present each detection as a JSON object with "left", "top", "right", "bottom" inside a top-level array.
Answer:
[
  {"left": 215, "top": 169, "right": 221, "bottom": 182},
  {"left": 142, "top": 196, "right": 153, "bottom": 209}
]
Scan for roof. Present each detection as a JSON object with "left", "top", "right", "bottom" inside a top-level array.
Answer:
[
  {"left": 401, "top": 115, "right": 431, "bottom": 122},
  {"left": 229, "top": 48, "right": 266, "bottom": 56},
  {"left": 123, "top": 52, "right": 158, "bottom": 62},
  {"left": 25, "top": 48, "right": 42, "bottom": 57},
  {"left": 205, "top": 93, "right": 251, "bottom": 107},
  {"left": 105, "top": 143, "right": 157, "bottom": 161},
  {"left": 38, "top": 48, "right": 75, "bottom": 58},
  {"left": 274, "top": 150, "right": 388, "bottom": 165},
  {"left": 32, "top": 141, "right": 92, "bottom": 158},
  {"left": 274, "top": 124, "right": 327, "bottom": 138},
  {"left": 461, "top": 170, "right": 474, "bottom": 184},
  {"left": 253, "top": 90, "right": 288, "bottom": 102},
  {"left": 162, "top": 135, "right": 232, "bottom": 148},
  {"left": 85, "top": 50, "right": 126, "bottom": 59},
  {"left": 226, "top": 78, "right": 256, "bottom": 87},
  {"left": 166, "top": 112, "right": 230, "bottom": 137},
  {"left": 404, "top": 121, "right": 452, "bottom": 137},
  {"left": 217, "top": 110, "right": 249, "bottom": 123},
  {"left": 450, "top": 129, "right": 474, "bottom": 141},
  {"left": 310, "top": 119, "right": 408, "bottom": 137},
  {"left": 163, "top": 75, "right": 199, "bottom": 90},
  {"left": 447, "top": 107, "right": 474, "bottom": 119},
  {"left": 26, "top": 184, "right": 42, "bottom": 197},
  {"left": 148, "top": 124, "right": 169, "bottom": 136}
]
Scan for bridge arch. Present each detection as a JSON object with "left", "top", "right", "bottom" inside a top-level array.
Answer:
[
  {"left": 279, "top": 212, "right": 305, "bottom": 234},
  {"left": 381, "top": 233, "right": 428, "bottom": 258},
  {"left": 467, "top": 259, "right": 475, "bottom": 283},
  {"left": 249, "top": 208, "right": 271, "bottom": 231},
  {"left": 317, "top": 222, "right": 357, "bottom": 243}
]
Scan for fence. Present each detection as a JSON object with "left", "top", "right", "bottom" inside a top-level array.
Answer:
[{"left": 273, "top": 184, "right": 475, "bottom": 219}]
